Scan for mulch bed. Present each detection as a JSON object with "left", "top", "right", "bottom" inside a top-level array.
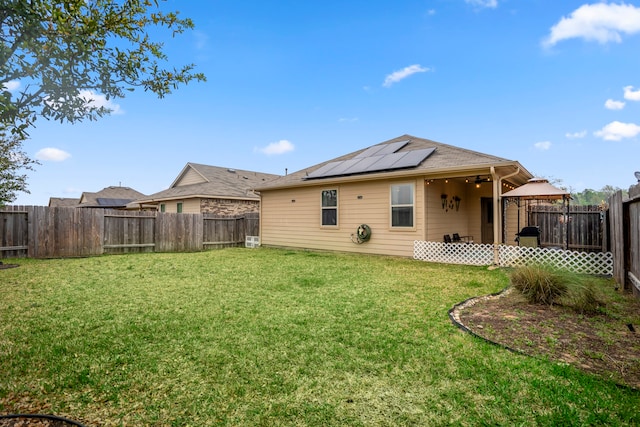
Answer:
[{"left": 451, "top": 288, "right": 640, "bottom": 390}]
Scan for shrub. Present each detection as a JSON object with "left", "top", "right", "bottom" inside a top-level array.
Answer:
[
  {"left": 562, "top": 280, "right": 603, "bottom": 314},
  {"left": 510, "top": 265, "right": 569, "bottom": 305}
]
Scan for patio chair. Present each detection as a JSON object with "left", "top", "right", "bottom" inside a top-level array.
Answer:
[
  {"left": 452, "top": 233, "right": 473, "bottom": 243},
  {"left": 443, "top": 234, "right": 452, "bottom": 243}
]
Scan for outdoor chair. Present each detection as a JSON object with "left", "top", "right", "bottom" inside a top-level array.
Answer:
[
  {"left": 452, "top": 233, "right": 473, "bottom": 243},
  {"left": 443, "top": 234, "right": 452, "bottom": 243}
]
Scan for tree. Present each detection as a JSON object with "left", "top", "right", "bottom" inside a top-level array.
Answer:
[
  {"left": 0, "top": 0, "right": 206, "bottom": 204},
  {"left": 0, "top": 131, "right": 38, "bottom": 206}
]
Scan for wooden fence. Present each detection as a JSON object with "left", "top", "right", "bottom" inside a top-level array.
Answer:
[
  {"left": 0, "top": 206, "right": 259, "bottom": 259},
  {"left": 527, "top": 205, "right": 605, "bottom": 252},
  {"left": 608, "top": 184, "right": 640, "bottom": 296}
]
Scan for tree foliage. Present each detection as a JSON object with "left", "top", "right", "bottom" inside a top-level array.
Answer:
[
  {"left": 571, "top": 186, "right": 627, "bottom": 206},
  {"left": 0, "top": 0, "right": 205, "bottom": 204},
  {"left": 0, "top": 131, "right": 38, "bottom": 206}
]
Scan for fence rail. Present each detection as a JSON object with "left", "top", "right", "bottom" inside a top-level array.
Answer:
[{"left": 0, "top": 206, "right": 259, "bottom": 259}]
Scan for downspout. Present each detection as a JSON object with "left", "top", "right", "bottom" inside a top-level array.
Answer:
[{"left": 491, "top": 166, "right": 520, "bottom": 266}]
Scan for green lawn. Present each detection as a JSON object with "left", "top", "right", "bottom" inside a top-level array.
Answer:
[{"left": 0, "top": 248, "right": 637, "bottom": 426}]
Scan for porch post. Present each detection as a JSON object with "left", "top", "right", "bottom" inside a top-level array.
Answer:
[{"left": 491, "top": 167, "right": 500, "bottom": 265}]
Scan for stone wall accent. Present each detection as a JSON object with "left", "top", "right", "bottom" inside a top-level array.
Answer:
[{"left": 200, "top": 198, "right": 259, "bottom": 215}]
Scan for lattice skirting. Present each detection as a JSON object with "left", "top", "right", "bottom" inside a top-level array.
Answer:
[{"left": 413, "top": 241, "right": 613, "bottom": 276}]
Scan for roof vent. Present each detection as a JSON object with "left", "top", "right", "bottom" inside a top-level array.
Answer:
[{"left": 227, "top": 169, "right": 236, "bottom": 173}]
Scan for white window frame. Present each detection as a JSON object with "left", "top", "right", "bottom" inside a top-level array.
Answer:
[
  {"left": 390, "top": 183, "right": 415, "bottom": 228},
  {"left": 321, "top": 189, "right": 338, "bottom": 227}
]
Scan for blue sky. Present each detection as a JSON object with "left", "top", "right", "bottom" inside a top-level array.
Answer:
[{"left": 11, "top": 0, "right": 640, "bottom": 205}]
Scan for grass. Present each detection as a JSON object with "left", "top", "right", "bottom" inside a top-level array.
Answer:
[{"left": 0, "top": 248, "right": 638, "bottom": 426}]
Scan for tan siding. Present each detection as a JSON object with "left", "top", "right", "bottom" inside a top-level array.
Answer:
[
  {"left": 183, "top": 199, "right": 201, "bottom": 214},
  {"left": 261, "top": 179, "right": 424, "bottom": 257},
  {"left": 161, "top": 199, "right": 200, "bottom": 214},
  {"left": 175, "top": 168, "right": 207, "bottom": 187},
  {"left": 424, "top": 180, "right": 484, "bottom": 242}
]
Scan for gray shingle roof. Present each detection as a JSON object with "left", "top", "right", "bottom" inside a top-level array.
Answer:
[
  {"left": 256, "top": 134, "right": 529, "bottom": 190},
  {"left": 77, "top": 186, "right": 147, "bottom": 208},
  {"left": 48, "top": 197, "right": 81, "bottom": 207},
  {"left": 137, "top": 163, "right": 281, "bottom": 202}
]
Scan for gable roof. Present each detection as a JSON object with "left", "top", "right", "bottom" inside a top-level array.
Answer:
[
  {"left": 77, "top": 186, "right": 147, "bottom": 208},
  {"left": 48, "top": 197, "right": 81, "bottom": 207},
  {"left": 135, "top": 163, "right": 281, "bottom": 203},
  {"left": 256, "top": 134, "right": 532, "bottom": 190}
]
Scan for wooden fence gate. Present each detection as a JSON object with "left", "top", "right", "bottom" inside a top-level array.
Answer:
[{"left": 0, "top": 206, "right": 259, "bottom": 259}]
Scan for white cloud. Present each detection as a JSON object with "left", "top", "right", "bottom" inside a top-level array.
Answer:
[
  {"left": 542, "top": 3, "right": 640, "bottom": 47},
  {"left": 565, "top": 130, "right": 587, "bottom": 139},
  {"left": 534, "top": 141, "right": 552, "bottom": 151},
  {"left": 605, "top": 99, "right": 625, "bottom": 110},
  {"left": 35, "top": 147, "right": 71, "bottom": 162},
  {"left": 594, "top": 121, "right": 640, "bottom": 141},
  {"left": 257, "top": 140, "right": 295, "bottom": 155},
  {"left": 465, "top": 0, "right": 497, "bottom": 9},
  {"left": 2, "top": 80, "right": 20, "bottom": 92},
  {"left": 623, "top": 85, "right": 640, "bottom": 101},
  {"left": 193, "top": 30, "right": 208, "bottom": 50},
  {"left": 78, "top": 90, "right": 123, "bottom": 115},
  {"left": 383, "top": 64, "right": 430, "bottom": 87}
]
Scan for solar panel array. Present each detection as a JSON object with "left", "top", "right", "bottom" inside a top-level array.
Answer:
[{"left": 305, "top": 141, "right": 436, "bottom": 180}]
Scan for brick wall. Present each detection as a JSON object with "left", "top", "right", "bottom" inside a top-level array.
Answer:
[{"left": 200, "top": 198, "right": 259, "bottom": 215}]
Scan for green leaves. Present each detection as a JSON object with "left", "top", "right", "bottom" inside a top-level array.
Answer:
[{"left": 0, "top": 0, "right": 206, "bottom": 138}]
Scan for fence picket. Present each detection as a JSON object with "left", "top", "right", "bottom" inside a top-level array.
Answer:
[{"left": 0, "top": 206, "right": 259, "bottom": 259}]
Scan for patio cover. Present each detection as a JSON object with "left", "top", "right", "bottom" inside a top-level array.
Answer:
[{"left": 502, "top": 177, "right": 570, "bottom": 200}]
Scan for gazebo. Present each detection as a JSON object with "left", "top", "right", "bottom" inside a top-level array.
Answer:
[{"left": 502, "top": 178, "right": 571, "bottom": 250}]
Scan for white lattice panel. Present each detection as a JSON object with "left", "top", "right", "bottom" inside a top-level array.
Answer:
[
  {"left": 414, "top": 240, "right": 613, "bottom": 276},
  {"left": 413, "top": 241, "right": 493, "bottom": 266}
]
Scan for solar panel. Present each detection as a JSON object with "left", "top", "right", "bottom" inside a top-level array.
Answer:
[
  {"left": 304, "top": 143, "right": 436, "bottom": 180},
  {"left": 97, "top": 198, "right": 133, "bottom": 206},
  {"left": 353, "top": 140, "right": 409, "bottom": 159},
  {"left": 305, "top": 161, "right": 343, "bottom": 179}
]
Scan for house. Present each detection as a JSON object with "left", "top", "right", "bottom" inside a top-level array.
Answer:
[
  {"left": 48, "top": 186, "right": 146, "bottom": 209},
  {"left": 255, "top": 134, "right": 534, "bottom": 258},
  {"left": 132, "top": 163, "right": 281, "bottom": 214},
  {"left": 48, "top": 197, "right": 81, "bottom": 207},
  {"left": 77, "top": 186, "right": 147, "bottom": 209}
]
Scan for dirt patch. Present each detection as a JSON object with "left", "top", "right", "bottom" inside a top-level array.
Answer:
[
  {"left": 452, "top": 288, "right": 640, "bottom": 390},
  {"left": 0, "top": 263, "right": 19, "bottom": 270}
]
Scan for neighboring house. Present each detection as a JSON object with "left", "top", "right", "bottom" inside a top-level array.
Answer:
[
  {"left": 132, "top": 163, "right": 281, "bottom": 214},
  {"left": 48, "top": 197, "right": 81, "bottom": 207},
  {"left": 76, "top": 186, "right": 147, "bottom": 209},
  {"left": 255, "top": 134, "right": 534, "bottom": 258},
  {"left": 48, "top": 187, "right": 146, "bottom": 209}
]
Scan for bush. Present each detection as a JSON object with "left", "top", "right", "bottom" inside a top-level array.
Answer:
[
  {"left": 510, "top": 265, "right": 569, "bottom": 305},
  {"left": 562, "top": 280, "right": 603, "bottom": 314}
]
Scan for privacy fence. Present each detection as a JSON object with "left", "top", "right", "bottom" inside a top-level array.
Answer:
[
  {"left": 527, "top": 205, "right": 605, "bottom": 252},
  {"left": 608, "top": 184, "right": 640, "bottom": 296},
  {"left": 0, "top": 206, "right": 259, "bottom": 259}
]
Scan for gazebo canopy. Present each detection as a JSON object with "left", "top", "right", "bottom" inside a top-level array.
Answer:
[{"left": 502, "top": 177, "right": 570, "bottom": 200}]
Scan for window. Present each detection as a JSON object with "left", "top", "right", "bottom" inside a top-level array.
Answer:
[
  {"left": 391, "top": 183, "right": 414, "bottom": 227},
  {"left": 321, "top": 189, "right": 338, "bottom": 226},
  {"left": 177, "top": 202, "right": 183, "bottom": 213},
  {"left": 160, "top": 204, "right": 166, "bottom": 213}
]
